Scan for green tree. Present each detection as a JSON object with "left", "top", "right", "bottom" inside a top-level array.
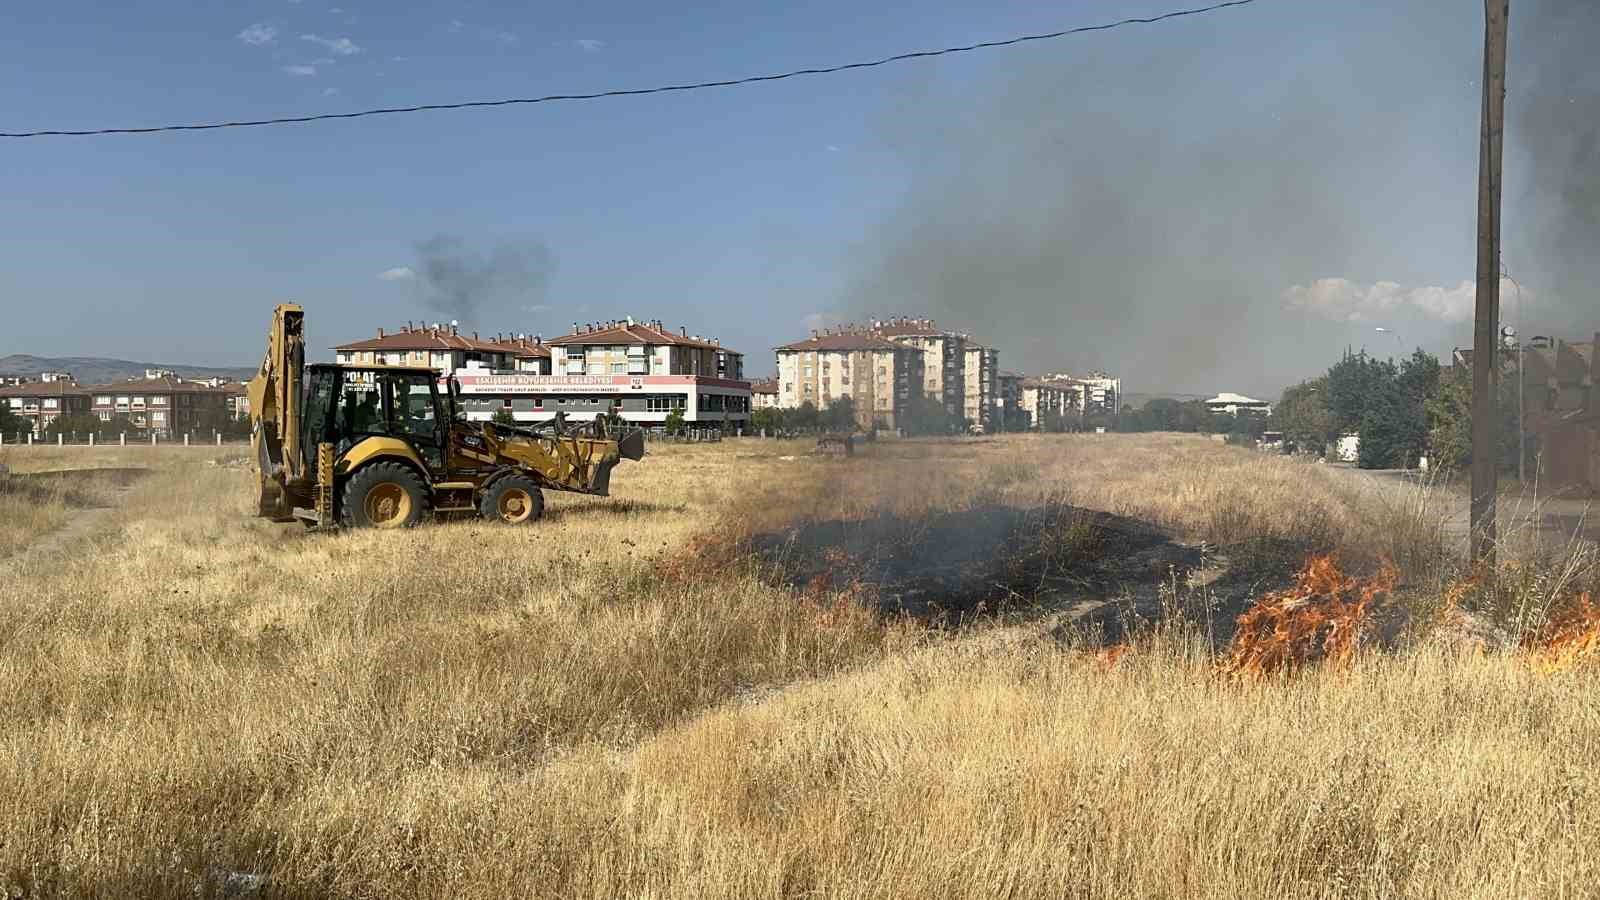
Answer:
[
  {"left": 491, "top": 408, "right": 517, "bottom": 427},
  {"left": 1425, "top": 364, "right": 1524, "bottom": 474},
  {"left": 0, "top": 401, "right": 25, "bottom": 436},
  {"left": 789, "top": 401, "right": 820, "bottom": 433},
  {"left": 823, "top": 396, "right": 859, "bottom": 433},
  {"left": 900, "top": 394, "right": 962, "bottom": 436},
  {"left": 44, "top": 412, "right": 106, "bottom": 440},
  {"left": 1272, "top": 378, "right": 1335, "bottom": 454},
  {"left": 663, "top": 409, "right": 686, "bottom": 436},
  {"left": 750, "top": 407, "right": 780, "bottom": 435}
]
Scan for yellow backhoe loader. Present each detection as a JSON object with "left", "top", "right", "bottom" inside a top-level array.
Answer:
[{"left": 246, "top": 303, "right": 644, "bottom": 528}]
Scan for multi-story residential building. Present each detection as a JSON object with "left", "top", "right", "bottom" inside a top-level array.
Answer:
[
  {"left": 749, "top": 378, "right": 780, "bottom": 411},
  {"left": 82, "top": 374, "right": 233, "bottom": 436},
  {"left": 0, "top": 380, "right": 90, "bottom": 433},
  {"left": 774, "top": 329, "right": 924, "bottom": 431},
  {"left": 1018, "top": 378, "right": 1074, "bottom": 430},
  {"left": 39, "top": 371, "right": 75, "bottom": 383},
  {"left": 452, "top": 318, "right": 750, "bottom": 429},
  {"left": 963, "top": 343, "right": 1000, "bottom": 433},
  {"left": 333, "top": 324, "right": 513, "bottom": 374},
  {"left": 998, "top": 372, "right": 1024, "bottom": 430},
  {"left": 499, "top": 336, "right": 552, "bottom": 374},
  {"left": 872, "top": 317, "right": 969, "bottom": 418}
]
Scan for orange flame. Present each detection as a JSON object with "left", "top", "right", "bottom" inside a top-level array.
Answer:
[
  {"left": 1523, "top": 593, "right": 1600, "bottom": 674},
  {"left": 1220, "top": 555, "right": 1397, "bottom": 678}
]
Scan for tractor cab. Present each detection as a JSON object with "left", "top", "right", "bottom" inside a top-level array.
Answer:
[{"left": 303, "top": 364, "right": 452, "bottom": 473}]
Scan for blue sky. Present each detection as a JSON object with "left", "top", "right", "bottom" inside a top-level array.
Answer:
[{"left": 0, "top": 1, "right": 1576, "bottom": 394}]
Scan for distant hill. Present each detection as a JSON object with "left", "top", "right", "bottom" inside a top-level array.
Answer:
[{"left": 0, "top": 355, "right": 254, "bottom": 386}]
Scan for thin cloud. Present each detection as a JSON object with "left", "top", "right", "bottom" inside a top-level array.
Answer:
[
  {"left": 574, "top": 38, "right": 604, "bottom": 52},
  {"left": 321, "top": 87, "right": 339, "bottom": 96},
  {"left": 1282, "top": 277, "right": 1522, "bottom": 325},
  {"left": 282, "top": 64, "right": 319, "bottom": 76},
  {"left": 487, "top": 30, "right": 519, "bottom": 47},
  {"left": 300, "top": 34, "right": 361, "bottom": 55},
  {"left": 237, "top": 24, "right": 277, "bottom": 46},
  {"left": 377, "top": 266, "right": 416, "bottom": 282}
]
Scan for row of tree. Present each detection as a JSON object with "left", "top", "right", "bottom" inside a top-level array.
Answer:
[
  {"left": 1, "top": 410, "right": 253, "bottom": 440},
  {"left": 1272, "top": 348, "right": 1525, "bottom": 471}
]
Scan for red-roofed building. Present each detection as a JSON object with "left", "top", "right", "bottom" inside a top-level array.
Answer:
[
  {"left": 749, "top": 378, "right": 780, "bottom": 411},
  {"left": 334, "top": 323, "right": 514, "bottom": 373},
  {"left": 0, "top": 380, "right": 89, "bottom": 434}
]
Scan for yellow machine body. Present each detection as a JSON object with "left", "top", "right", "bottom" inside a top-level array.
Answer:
[{"left": 246, "top": 303, "right": 645, "bottom": 528}]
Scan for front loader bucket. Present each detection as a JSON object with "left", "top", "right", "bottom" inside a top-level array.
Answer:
[{"left": 617, "top": 428, "right": 646, "bottom": 461}]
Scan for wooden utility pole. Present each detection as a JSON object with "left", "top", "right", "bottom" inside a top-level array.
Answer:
[{"left": 1471, "top": 0, "right": 1509, "bottom": 563}]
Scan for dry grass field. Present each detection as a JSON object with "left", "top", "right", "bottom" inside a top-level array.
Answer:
[{"left": 1, "top": 434, "right": 1597, "bottom": 898}]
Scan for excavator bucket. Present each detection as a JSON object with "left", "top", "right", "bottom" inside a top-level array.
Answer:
[{"left": 618, "top": 428, "right": 646, "bottom": 461}]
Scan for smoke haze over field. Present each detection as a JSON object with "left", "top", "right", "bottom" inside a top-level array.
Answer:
[
  {"left": 839, "top": 1, "right": 1600, "bottom": 395},
  {"left": 411, "top": 236, "right": 555, "bottom": 328},
  {"left": 1515, "top": 0, "right": 1600, "bottom": 333}
]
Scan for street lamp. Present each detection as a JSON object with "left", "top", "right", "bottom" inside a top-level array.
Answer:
[{"left": 1501, "top": 325, "right": 1524, "bottom": 484}]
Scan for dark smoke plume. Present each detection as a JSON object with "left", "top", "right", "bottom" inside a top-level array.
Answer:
[
  {"left": 413, "top": 235, "right": 554, "bottom": 326},
  {"left": 1514, "top": 0, "right": 1600, "bottom": 330},
  {"left": 839, "top": 45, "right": 1413, "bottom": 394}
]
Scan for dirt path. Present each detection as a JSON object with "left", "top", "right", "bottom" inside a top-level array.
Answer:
[{"left": 1, "top": 469, "right": 148, "bottom": 569}]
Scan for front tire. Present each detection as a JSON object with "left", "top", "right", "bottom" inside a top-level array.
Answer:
[
  {"left": 340, "top": 462, "right": 429, "bottom": 529},
  {"left": 480, "top": 475, "right": 545, "bottom": 525}
]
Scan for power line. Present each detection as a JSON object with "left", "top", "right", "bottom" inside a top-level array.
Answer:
[{"left": 2, "top": 0, "right": 1258, "bottom": 139}]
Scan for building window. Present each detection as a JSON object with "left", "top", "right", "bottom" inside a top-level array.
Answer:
[
  {"left": 804, "top": 366, "right": 813, "bottom": 377},
  {"left": 43, "top": 399, "right": 58, "bottom": 409},
  {"left": 151, "top": 396, "right": 168, "bottom": 406},
  {"left": 95, "top": 395, "right": 111, "bottom": 405},
  {"left": 611, "top": 362, "right": 628, "bottom": 375},
  {"left": 502, "top": 398, "right": 513, "bottom": 408}
]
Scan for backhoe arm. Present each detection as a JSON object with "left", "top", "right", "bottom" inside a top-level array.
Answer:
[{"left": 247, "top": 303, "right": 307, "bottom": 518}]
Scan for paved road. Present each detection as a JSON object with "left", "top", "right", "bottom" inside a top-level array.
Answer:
[{"left": 1325, "top": 463, "right": 1598, "bottom": 551}]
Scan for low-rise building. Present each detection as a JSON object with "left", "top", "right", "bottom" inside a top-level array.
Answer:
[
  {"left": 455, "top": 319, "right": 750, "bottom": 429},
  {"left": 774, "top": 329, "right": 924, "bottom": 431},
  {"left": 749, "top": 378, "right": 780, "bottom": 411},
  {"left": 1206, "top": 392, "right": 1273, "bottom": 417},
  {"left": 0, "top": 380, "right": 89, "bottom": 433},
  {"left": 81, "top": 374, "right": 233, "bottom": 436}
]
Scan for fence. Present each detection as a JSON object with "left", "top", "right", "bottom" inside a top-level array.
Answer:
[{"left": 0, "top": 430, "right": 251, "bottom": 448}]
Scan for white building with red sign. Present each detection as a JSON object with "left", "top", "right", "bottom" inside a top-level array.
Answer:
[
  {"left": 456, "top": 318, "right": 750, "bottom": 428},
  {"left": 454, "top": 372, "right": 751, "bottom": 427}
]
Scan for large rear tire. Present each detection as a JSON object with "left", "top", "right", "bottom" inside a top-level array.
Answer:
[
  {"left": 340, "top": 462, "right": 429, "bottom": 529},
  {"left": 480, "top": 475, "right": 545, "bottom": 525}
]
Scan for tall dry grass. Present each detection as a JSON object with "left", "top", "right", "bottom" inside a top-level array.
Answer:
[{"left": 0, "top": 435, "right": 1595, "bottom": 898}]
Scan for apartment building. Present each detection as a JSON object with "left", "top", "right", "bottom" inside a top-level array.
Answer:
[
  {"left": 334, "top": 323, "right": 513, "bottom": 374},
  {"left": 0, "top": 381, "right": 90, "bottom": 433},
  {"left": 502, "top": 336, "right": 553, "bottom": 374},
  {"left": 453, "top": 318, "right": 750, "bottom": 428},
  {"left": 82, "top": 374, "right": 233, "bottom": 436},
  {"left": 963, "top": 343, "right": 1001, "bottom": 433},
  {"left": 999, "top": 372, "right": 1024, "bottom": 429},
  {"left": 873, "top": 317, "right": 969, "bottom": 418},
  {"left": 774, "top": 330, "right": 924, "bottom": 431},
  {"left": 1018, "top": 379, "right": 1067, "bottom": 430}
]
